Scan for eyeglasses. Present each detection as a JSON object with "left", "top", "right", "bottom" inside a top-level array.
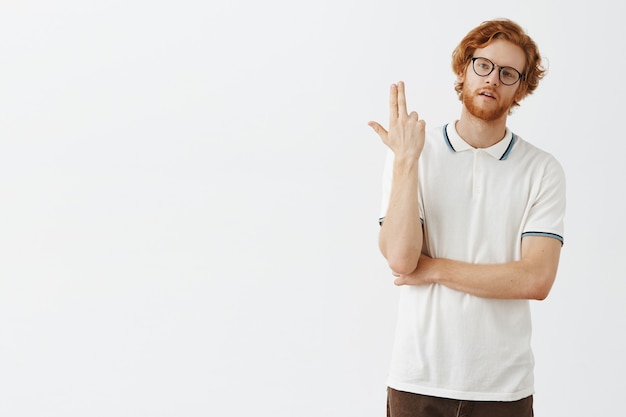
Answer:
[{"left": 471, "top": 57, "right": 525, "bottom": 86}]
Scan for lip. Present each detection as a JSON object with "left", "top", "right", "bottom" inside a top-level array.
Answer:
[{"left": 478, "top": 89, "right": 498, "bottom": 100}]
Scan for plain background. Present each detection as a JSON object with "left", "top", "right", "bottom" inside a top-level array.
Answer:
[{"left": 1, "top": 1, "right": 624, "bottom": 416}]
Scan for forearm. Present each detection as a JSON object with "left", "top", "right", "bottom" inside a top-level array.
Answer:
[
  {"left": 396, "top": 236, "right": 561, "bottom": 300},
  {"left": 429, "top": 257, "right": 552, "bottom": 300},
  {"left": 379, "top": 158, "right": 423, "bottom": 275}
]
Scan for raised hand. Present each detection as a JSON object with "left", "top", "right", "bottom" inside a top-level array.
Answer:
[{"left": 368, "top": 81, "right": 426, "bottom": 162}]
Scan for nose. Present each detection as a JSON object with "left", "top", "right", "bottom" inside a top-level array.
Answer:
[{"left": 485, "top": 67, "right": 500, "bottom": 86}]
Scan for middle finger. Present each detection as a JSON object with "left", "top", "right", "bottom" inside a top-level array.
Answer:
[{"left": 397, "top": 81, "right": 409, "bottom": 118}]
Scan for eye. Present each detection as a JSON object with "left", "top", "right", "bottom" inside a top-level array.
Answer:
[
  {"left": 476, "top": 59, "right": 491, "bottom": 70},
  {"left": 501, "top": 68, "right": 517, "bottom": 80}
]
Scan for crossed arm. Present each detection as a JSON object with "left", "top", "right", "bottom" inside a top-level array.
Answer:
[{"left": 393, "top": 236, "right": 562, "bottom": 300}]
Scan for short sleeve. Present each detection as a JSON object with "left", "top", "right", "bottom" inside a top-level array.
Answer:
[{"left": 522, "top": 156, "right": 566, "bottom": 244}]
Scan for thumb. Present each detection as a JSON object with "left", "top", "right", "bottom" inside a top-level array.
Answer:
[{"left": 368, "top": 121, "right": 388, "bottom": 142}]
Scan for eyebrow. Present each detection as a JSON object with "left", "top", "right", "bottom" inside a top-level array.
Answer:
[{"left": 477, "top": 56, "right": 524, "bottom": 74}]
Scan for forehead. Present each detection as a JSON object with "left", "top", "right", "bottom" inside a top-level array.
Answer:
[{"left": 474, "top": 39, "right": 526, "bottom": 70}]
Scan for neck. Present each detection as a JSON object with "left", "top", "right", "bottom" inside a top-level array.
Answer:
[{"left": 456, "top": 107, "right": 508, "bottom": 148}]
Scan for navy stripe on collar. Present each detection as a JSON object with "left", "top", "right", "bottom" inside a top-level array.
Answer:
[
  {"left": 500, "top": 134, "right": 516, "bottom": 160},
  {"left": 442, "top": 123, "right": 517, "bottom": 160},
  {"left": 443, "top": 123, "right": 455, "bottom": 152}
]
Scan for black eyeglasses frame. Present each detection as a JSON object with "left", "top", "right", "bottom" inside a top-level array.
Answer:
[{"left": 470, "top": 57, "right": 526, "bottom": 86}]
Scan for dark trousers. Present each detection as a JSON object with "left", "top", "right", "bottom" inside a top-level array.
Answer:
[{"left": 387, "top": 387, "right": 533, "bottom": 417}]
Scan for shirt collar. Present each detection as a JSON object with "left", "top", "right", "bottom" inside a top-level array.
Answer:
[{"left": 443, "top": 122, "right": 517, "bottom": 161}]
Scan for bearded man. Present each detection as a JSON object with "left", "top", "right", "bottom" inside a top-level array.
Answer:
[{"left": 369, "top": 18, "right": 566, "bottom": 417}]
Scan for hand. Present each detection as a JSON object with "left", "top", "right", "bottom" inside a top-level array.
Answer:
[
  {"left": 369, "top": 81, "right": 426, "bottom": 161},
  {"left": 392, "top": 254, "right": 436, "bottom": 286}
]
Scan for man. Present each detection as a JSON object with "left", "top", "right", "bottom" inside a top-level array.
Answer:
[{"left": 368, "top": 19, "right": 565, "bottom": 416}]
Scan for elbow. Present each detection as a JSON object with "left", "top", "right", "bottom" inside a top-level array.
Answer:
[
  {"left": 378, "top": 233, "right": 421, "bottom": 275},
  {"left": 528, "top": 274, "right": 556, "bottom": 301},
  {"left": 531, "top": 288, "right": 550, "bottom": 301},
  {"left": 386, "top": 253, "right": 419, "bottom": 276}
]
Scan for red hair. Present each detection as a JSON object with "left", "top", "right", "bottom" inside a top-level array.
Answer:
[{"left": 452, "top": 18, "right": 546, "bottom": 108}]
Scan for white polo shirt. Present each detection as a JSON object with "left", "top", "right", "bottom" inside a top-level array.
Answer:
[{"left": 379, "top": 122, "right": 566, "bottom": 401}]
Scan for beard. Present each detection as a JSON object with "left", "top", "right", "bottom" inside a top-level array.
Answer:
[{"left": 462, "top": 85, "right": 514, "bottom": 122}]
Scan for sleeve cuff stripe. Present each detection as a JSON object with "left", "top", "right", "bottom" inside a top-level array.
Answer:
[{"left": 522, "top": 231, "right": 564, "bottom": 245}]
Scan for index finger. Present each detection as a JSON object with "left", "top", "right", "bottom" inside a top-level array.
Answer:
[{"left": 389, "top": 83, "right": 398, "bottom": 122}]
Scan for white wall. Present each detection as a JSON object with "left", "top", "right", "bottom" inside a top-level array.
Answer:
[{"left": 1, "top": 1, "right": 623, "bottom": 416}]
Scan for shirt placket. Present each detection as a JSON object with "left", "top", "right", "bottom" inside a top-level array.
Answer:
[{"left": 472, "top": 149, "right": 483, "bottom": 197}]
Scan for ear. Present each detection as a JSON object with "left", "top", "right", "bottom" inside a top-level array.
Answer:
[
  {"left": 456, "top": 69, "right": 466, "bottom": 84},
  {"left": 514, "top": 84, "right": 527, "bottom": 103}
]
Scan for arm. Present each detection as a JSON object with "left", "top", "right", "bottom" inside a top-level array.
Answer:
[
  {"left": 393, "top": 236, "right": 562, "bottom": 300},
  {"left": 369, "top": 81, "right": 426, "bottom": 275},
  {"left": 378, "top": 155, "right": 422, "bottom": 275}
]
